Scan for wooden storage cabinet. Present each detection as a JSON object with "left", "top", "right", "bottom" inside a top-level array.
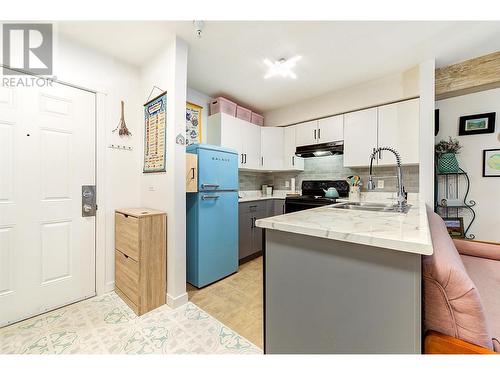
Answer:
[
  {"left": 115, "top": 208, "right": 166, "bottom": 315},
  {"left": 186, "top": 153, "right": 198, "bottom": 193}
]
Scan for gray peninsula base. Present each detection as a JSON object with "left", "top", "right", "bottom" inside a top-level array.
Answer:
[{"left": 264, "top": 229, "right": 421, "bottom": 354}]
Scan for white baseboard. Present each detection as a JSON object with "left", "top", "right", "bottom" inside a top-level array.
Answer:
[
  {"left": 100, "top": 281, "right": 115, "bottom": 295},
  {"left": 166, "top": 292, "right": 188, "bottom": 308}
]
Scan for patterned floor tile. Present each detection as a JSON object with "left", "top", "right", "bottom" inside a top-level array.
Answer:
[{"left": 0, "top": 292, "right": 262, "bottom": 355}]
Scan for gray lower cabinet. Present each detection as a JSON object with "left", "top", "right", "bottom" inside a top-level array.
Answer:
[
  {"left": 239, "top": 199, "right": 284, "bottom": 261},
  {"left": 273, "top": 199, "right": 285, "bottom": 215}
]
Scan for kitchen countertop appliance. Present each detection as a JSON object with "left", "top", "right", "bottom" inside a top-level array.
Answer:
[{"left": 285, "top": 180, "right": 350, "bottom": 213}]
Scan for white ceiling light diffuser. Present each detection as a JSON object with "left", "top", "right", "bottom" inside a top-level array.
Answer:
[{"left": 263, "top": 56, "right": 302, "bottom": 79}]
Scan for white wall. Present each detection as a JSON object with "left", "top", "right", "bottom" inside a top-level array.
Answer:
[
  {"left": 419, "top": 60, "right": 436, "bottom": 207},
  {"left": 140, "top": 36, "right": 189, "bottom": 308},
  {"left": 54, "top": 34, "right": 143, "bottom": 293},
  {"left": 263, "top": 67, "right": 419, "bottom": 127},
  {"left": 187, "top": 88, "right": 212, "bottom": 143},
  {"left": 436, "top": 88, "right": 500, "bottom": 242}
]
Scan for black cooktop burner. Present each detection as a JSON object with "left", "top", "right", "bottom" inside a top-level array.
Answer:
[{"left": 284, "top": 180, "right": 350, "bottom": 213}]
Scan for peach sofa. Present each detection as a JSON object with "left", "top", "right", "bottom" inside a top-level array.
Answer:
[{"left": 423, "top": 211, "right": 500, "bottom": 354}]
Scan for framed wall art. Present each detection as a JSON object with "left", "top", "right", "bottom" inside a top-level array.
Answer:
[
  {"left": 458, "top": 112, "right": 496, "bottom": 136},
  {"left": 442, "top": 217, "right": 465, "bottom": 238},
  {"left": 186, "top": 102, "right": 203, "bottom": 146},
  {"left": 482, "top": 148, "right": 500, "bottom": 177},
  {"left": 143, "top": 91, "right": 167, "bottom": 173}
]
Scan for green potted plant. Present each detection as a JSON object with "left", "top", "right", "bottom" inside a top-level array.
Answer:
[{"left": 435, "top": 137, "right": 462, "bottom": 173}]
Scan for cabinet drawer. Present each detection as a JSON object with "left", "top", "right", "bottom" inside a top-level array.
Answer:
[
  {"left": 239, "top": 201, "right": 267, "bottom": 214},
  {"left": 115, "top": 249, "right": 139, "bottom": 305},
  {"left": 115, "top": 212, "right": 139, "bottom": 261}
]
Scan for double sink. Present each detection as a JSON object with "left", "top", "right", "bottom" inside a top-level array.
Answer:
[{"left": 331, "top": 201, "right": 411, "bottom": 214}]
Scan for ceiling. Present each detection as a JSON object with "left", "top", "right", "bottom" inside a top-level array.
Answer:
[{"left": 57, "top": 21, "right": 500, "bottom": 112}]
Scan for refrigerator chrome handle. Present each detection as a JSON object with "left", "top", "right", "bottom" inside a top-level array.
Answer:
[
  {"left": 201, "top": 183, "right": 220, "bottom": 189},
  {"left": 201, "top": 195, "right": 220, "bottom": 200}
]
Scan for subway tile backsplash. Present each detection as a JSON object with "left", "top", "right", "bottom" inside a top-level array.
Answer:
[{"left": 239, "top": 155, "right": 419, "bottom": 193}]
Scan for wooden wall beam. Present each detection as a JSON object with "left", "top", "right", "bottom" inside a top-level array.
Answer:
[{"left": 435, "top": 51, "right": 500, "bottom": 100}]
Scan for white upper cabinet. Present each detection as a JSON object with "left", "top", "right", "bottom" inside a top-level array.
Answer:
[
  {"left": 377, "top": 98, "right": 419, "bottom": 166},
  {"left": 283, "top": 125, "right": 304, "bottom": 171},
  {"left": 219, "top": 117, "right": 244, "bottom": 167},
  {"left": 343, "top": 99, "right": 420, "bottom": 168},
  {"left": 261, "top": 127, "right": 284, "bottom": 170},
  {"left": 241, "top": 121, "right": 262, "bottom": 170},
  {"left": 317, "top": 115, "right": 343, "bottom": 143},
  {"left": 343, "top": 108, "right": 378, "bottom": 167},
  {"left": 295, "top": 120, "right": 318, "bottom": 147},
  {"left": 207, "top": 113, "right": 261, "bottom": 170}
]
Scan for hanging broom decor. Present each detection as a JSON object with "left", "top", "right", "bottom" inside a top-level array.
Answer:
[{"left": 113, "top": 100, "right": 132, "bottom": 136}]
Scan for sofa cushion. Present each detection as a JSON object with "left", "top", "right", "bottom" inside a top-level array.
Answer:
[
  {"left": 461, "top": 254, "right": 500, "bottom": 352},
  {"left": 423, "top": 212, "right": 493, "bottom": 350},
  {"left": 454, "top": 238, "right": 500, "bottom": 261}
]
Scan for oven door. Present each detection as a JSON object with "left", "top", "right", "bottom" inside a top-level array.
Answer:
[{"left": 285, "top": 199, "right": 329, "bottom": 213}]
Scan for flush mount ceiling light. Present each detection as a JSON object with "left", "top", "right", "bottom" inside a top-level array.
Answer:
[{"left": 263, "top": 56, "right": 302, "bottom": 79}]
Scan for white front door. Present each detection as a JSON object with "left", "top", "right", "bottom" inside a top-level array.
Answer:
[{"left": 0, "top": 74, "right": 96, "bottom": 327}]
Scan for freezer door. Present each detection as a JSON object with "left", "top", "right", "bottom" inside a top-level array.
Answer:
[
  {"left": 196, "top": 191, "right": 238, "bottom": 287},
  {"left": 198, "top": 147, "right": 238, "bottom": 191}
]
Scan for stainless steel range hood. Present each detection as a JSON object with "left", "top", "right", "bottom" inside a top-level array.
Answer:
[{"left": 295, "top": 141, "right": 344, "bottom": 158}]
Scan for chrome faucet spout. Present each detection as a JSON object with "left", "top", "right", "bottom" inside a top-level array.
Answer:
[{"left": 368, "top": 146, "right": 408, "bottom": 212}]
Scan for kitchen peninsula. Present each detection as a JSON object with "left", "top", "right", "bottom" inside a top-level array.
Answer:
[{"left": 256, "top": 201, "right": 433, "bottom": 354}]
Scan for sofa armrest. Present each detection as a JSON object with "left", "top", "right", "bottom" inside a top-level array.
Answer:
[
  {"left": 453, "top": 238, "right": 500, "bottom": 261},
  {"left": 425, "top": 331, "right": 497, "bottom": 354}
]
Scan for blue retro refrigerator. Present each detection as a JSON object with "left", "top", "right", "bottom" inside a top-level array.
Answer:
[{"left": 186, "top": 144, "right": 239, "bottom": 288}]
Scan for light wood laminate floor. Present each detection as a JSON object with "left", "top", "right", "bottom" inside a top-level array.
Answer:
[{"left": 187, "top": 256, "right": 263, "bottom": 348}]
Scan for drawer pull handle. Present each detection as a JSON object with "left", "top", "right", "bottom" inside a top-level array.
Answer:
[
  {"left": 123, "top": 253, "right": 129, "bottom": 258},
  {"left": 202, "top": 195, "right": 220, "bottom": 200}
]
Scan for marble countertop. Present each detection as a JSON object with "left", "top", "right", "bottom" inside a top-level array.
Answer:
[
  {"left": 255, "top": 199, "right": 433, "bottom": 256},
  {"left": 238, "top": 190, "right": 289, "bottom": 203}
]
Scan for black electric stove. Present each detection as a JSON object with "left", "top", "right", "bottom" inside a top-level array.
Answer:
[{"left": 285, "top": 180, "right": 350, "bottom": 213}]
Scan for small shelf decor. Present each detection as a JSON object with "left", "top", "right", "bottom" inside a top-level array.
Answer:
[
  {"left": 434, "top": 167, "right": 476, "bottom": 239},
  {"left": 435, "top": 137, "right": 462, "bottom": 174}
]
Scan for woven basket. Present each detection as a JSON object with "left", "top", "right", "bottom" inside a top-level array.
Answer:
[{"left": 438, "top": 153, "right": 459, "bottom": 173}]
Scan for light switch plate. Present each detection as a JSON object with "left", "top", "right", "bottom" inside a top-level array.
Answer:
[{"left": 377, "top": 180, "right": 384, "bottom": 189}]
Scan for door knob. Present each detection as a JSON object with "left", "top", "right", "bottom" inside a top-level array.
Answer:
[{"left": 83, "top": 204, "right": 92, "bottom": 213}]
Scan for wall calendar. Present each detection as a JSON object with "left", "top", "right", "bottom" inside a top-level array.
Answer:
[{"left": 143, "top": 91, "right": 167, "bottom": 173}]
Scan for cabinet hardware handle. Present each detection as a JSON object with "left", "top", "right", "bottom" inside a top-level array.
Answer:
[
  {"left": 202, "top": 195, "right": 220, "bottom": 200},
  {"left": 261, "top": 156, "right": 263, "bottom": 166},
  {"left": 314, "top": 129, "right": 317, "bottom": 139},
  {"left": 292, "top": 156, "right": 295, "bottom": 166},
  {"left": 250, "top": 217, "right": 254, "bottom": 228},
  {"left": 245, "top": 154, "right": 247, "bottom": 164},
  {"left": 201, "top": 183, "right": 220, "bottom": 189},
  {"left": 379, "top": 150, "right": 383, "bottom": 159},
  {"left": 241, "top": 154, "right": 244, "bottom": 164},
  {"left": 191, "top": 167, "right": 195, "bottom": 180},
  {"left": 318, "top": 128, "right": 321, "bottom": 139}
]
